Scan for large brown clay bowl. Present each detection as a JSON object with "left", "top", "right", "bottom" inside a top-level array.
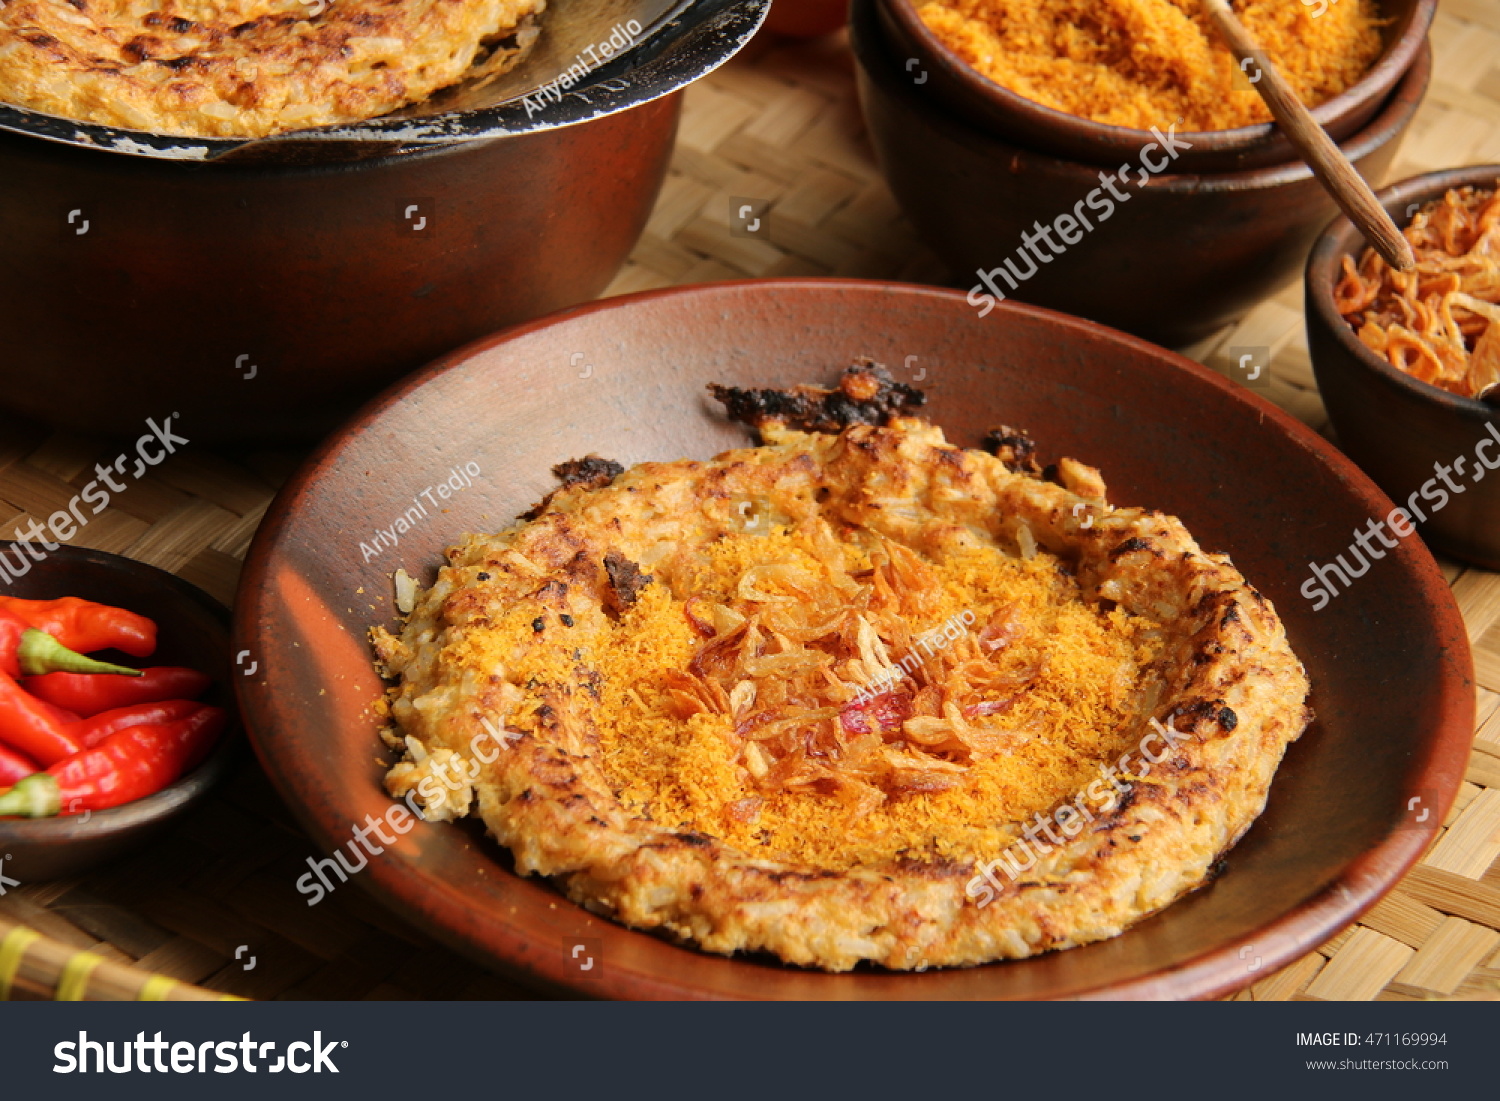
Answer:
[
  {"left": 761, "top": 0, "right": 850, "bottom": 37},
  {"left": 235, "top": 279, "right": 1472, "bottom": 1000},
  {"left": 853, "top": 0, "right": 1429, "bottom": 349},
  {"left": 877, "top": 0, "right": 1433, "bottom": 175},
  {"left": 0, "top": 98, "right": 678, "bottom": 444},
  {"left": 1307, "top": 164, "right": 1500, "bottom": 569},
  {"left": 0, "top": 0, "right": 772, "bottom": 443},
  {"left": 0, "top": 544, "right": 237, "bottom": 882}
]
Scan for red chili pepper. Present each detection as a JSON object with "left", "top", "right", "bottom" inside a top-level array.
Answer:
[
  {"left": 0, "top": 740, "right": 38, "bottom": 786},
  {"left": 23, "top": 666, "right": 210, "bottom": 718},
  {"left": 0, "top": 596, "right": 156, "bottom": 658},
  {"left": 0, "top": 706, "right": 225, "bottom": 817},
  {"left": 69, "top": 699, "right": 204, "bottom": 748},
  {"left": 0, "top": 612, "right": 145, "bottom": 680},
  {"left": 0, "top": 671, "right": 84, "bottom": 765},
  {"left": 0, "top": 611, "right": 28, "bottom": 679},
  {"left": 31, "top": 697, "right": 80, "bottom": 726}
]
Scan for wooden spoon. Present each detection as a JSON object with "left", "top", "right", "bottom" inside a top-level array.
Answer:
[{"left": 1201, "top": 0, "right": 1416, "bottom": 272}]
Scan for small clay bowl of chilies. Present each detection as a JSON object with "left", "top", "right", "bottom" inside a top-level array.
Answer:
[{"left": 0, "top": 544, "right": 236, "bottom": 882}]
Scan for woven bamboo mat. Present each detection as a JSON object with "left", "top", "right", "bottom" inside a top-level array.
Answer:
[{"left": 3, "top": 6, "right": 1500, "bottom": 1003}]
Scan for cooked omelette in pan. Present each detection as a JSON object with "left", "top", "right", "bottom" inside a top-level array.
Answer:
[
  {"left": 373, "top": 363, "right": 1311, "bottom": 971},
  {"left": 0, "top": 0, "right": 545, "bottom": 137}
]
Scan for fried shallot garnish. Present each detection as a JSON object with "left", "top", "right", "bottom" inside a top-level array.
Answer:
[
  {"left": 1334, "top": 182, "right": 1500, "bottom": 400},
  {"left": 674, "top": 524, "right": 1044, "bottom": 809}
]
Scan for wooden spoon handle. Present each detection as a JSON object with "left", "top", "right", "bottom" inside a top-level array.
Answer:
[{"left": 1201, "top": 0, "right": 1416, "bottom": 272}]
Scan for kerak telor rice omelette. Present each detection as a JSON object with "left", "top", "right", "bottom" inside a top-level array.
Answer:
[
  {"left": 372, "top": 363, "right": 1311, "bottom": 971},
  {"left": 0, "top": 0, "right": 547, "bottom": 137}
]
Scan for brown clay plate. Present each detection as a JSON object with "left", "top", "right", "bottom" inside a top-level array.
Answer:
[{"left": 235, "top": 280, "right": 1473, "bottom": 999}]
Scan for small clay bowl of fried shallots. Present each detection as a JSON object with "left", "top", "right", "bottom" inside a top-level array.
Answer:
[{"left": 1307, "top": 164, "right": 1500, "bottom": 569}]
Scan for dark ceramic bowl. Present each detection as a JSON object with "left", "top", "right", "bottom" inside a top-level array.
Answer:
[
  {"left": 852, "top": 0, "right": 1428, "bottom": 348},
  {"left": 236, "top": 279, "right": 1471, "bottom": 1000},
  {"left": 0, "top": 544, "right": 236, "bottom": 882},
  {"left": 1307, "top": 164, "right": 1500, "bottom": 569},
  {"left": 877, "top": 0, "right": 1433, "bottom": 175}
]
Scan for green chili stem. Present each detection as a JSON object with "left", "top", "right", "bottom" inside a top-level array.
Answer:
[{"left": 16, "top": 630, "right": 144, "bottom": 677}]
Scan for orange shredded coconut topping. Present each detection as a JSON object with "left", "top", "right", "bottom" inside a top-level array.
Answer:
[
  {"left": 917, "top": 0, "right": 1383, "bottom": 132},
  {"left": 477, "top": 518, "right": 1166, "bottom": 872},
  {"left": 1334, "top": 184, "right": 1500, "bottom": 401}
]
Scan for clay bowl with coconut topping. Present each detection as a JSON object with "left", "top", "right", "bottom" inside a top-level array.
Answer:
[
  {"left": 851, "top": 0, "right": 1429, "bottom": 347},
  {"left": 876, "top": 0, "right": 1434, "bottom": 175}
]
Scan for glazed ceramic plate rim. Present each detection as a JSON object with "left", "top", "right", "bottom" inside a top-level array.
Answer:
[
  {"left": 0, "top": 542, "right": 237, "bottom": 846},
  {"left": 879, "top": 0, "right": 1434, "bottom": 156},
  {"left": 1307, "top": 163, "right": 1500, "bottom": 418},
  {"left": 237, "top": 279, "right": 1472, "bottom": 999}
]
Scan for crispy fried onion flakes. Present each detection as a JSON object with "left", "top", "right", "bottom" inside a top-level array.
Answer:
[{"left": 1335, "top": 183, "right": 1500, "bottom": 400}]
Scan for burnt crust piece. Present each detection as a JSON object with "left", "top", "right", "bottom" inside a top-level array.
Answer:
[
  {"left": 523, "top": 455, "right": 626, "bottom": 520},
  {"left": 553, "top": 455, "right": 625, "bottom": 490},
  {"left": 376, "top": 410, "right": 1312, "bottom": 972},
  {"left": 601, "top": 550, "right": 652, "bottom": 616},
  {"left": 708, "top": 358, "right": 925, "bottom": 434},
  {"left": 982, "top": 425, "right": 1041, "bottom": 475}
]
